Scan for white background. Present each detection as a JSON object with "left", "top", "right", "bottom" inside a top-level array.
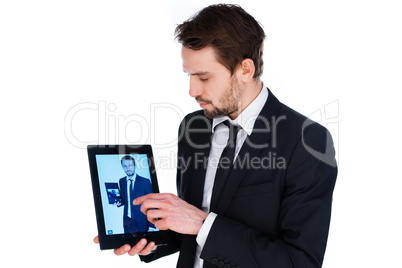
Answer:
[{"left": 1, "top": 0, "right": 401, "bottom": 267}]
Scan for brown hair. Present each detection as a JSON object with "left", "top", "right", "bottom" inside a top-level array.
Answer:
[
  {"left": 175, "top": 4, "right": 266, "bottom": 78},
  {"left": 121, "top": 155, "right": 135, "bottom": 166}
]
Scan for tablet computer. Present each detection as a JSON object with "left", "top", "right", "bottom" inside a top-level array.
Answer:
[{"left": 87, "top": 144, "right": 167, "bottom": 250}]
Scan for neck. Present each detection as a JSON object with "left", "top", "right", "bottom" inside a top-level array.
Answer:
[{"left": 228, "top": 79, "right": 263, "bottom": 120}]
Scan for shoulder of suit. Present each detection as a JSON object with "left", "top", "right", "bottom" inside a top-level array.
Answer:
[
  {"left": 181, "top": 109, "right": 207, "bottom": 124},
  {"left": 275, "top": 101, "right": 333, "bottom": 156},
  {"left": 278, "top": 102, "right": 327, "bottom": 133},
  {"left": 264, "top": 93, "right": 330, "bottom": 146},
  {"left": 184, "top": 109, "right": 205, "bottom": 119},
  {"left": 179, "top": 109, "right": 211, "bottom": 132},
  {"left": 135, "top": 175, "right": 149, "bottom": 182}
]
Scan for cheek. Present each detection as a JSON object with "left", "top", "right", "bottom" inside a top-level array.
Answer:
[
  {"left": 216, "top": 82, "right": 232, "bottom": 100},
  {"left": 209, "top": 80, "right": 228, "bottom": 97}
]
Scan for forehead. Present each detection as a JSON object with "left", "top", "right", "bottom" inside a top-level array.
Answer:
[{"left": 181, "top": 46, "right": 227, "bottom": 75}]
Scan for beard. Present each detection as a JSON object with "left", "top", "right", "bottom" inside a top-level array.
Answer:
[{"left": 200, "top": 76, "right": 243, "bottom": 119}]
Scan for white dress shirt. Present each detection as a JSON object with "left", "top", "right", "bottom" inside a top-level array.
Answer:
[{"left": 193, "top": 84, "right": 269, "bottom": 268}]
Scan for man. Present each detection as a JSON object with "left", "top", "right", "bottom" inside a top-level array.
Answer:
[
  {"left": 116, "top": 155, "right": 155, "bottom": 233},
  {"left": 95, "top": 4, "right": 337, "bottom": 267}
]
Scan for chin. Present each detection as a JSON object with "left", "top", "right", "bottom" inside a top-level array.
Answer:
[
  {"left": 203, "top": 107, "right": 230, "bottom": 119},
  {"left": 203, "top": 109, "right": 216, "bottom": 119}
]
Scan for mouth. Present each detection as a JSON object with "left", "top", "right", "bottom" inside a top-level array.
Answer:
[
  {"left": 198, "top": 102, "right": 208, "bottom": 108},
  {"left": 196, "top": 98, "right": 211, "bottom": 109}
]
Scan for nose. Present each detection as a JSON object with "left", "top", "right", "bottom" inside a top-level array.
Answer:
[{"left": 189, "top": 77, "right": 203, "bottom": 98}]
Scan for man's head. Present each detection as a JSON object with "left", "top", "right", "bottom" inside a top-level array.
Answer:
[
  {"left": 121, "top": 155, "right": 135, "bottom": 177},
  {"left": 176, "top": 4, "right": 265, "bottom": 78},
  {"left": 176, "top": 4, "right": 266, "bottom": 119}
]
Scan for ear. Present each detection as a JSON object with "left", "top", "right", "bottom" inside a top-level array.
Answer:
[{"left": 239, "top": 59, "right": 255, "bottom": 82}]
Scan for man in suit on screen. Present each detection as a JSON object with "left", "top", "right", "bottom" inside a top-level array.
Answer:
[{"left": 115, "top": 155, "right": 155, "bottom": 233}]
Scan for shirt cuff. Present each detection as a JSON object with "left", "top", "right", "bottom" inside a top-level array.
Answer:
[{"left": 196, "top": 212, "right": 218, "bottom": 248}]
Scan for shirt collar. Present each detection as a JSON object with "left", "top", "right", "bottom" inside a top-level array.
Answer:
[
  {"left": 126, "top": 174, "right": 136, "bottom": 181},
  {"left": 212, "top": 83, "right": 269, "bottom": 135}
]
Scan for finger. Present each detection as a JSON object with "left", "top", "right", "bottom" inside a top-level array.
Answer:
[
  {"left": 133, "top": 193, "right": 156, "bottom": 205},
  {"left": 93, "top": 236, "right": 99, "bottom": 244},
  {"left": 153, "top": 218, "right": 169, "bottom": 230},
  {"left": 127, "top": 239, "right": 147, "bottom": 256},
  {"left": 139, "top": 200, "right": 164, "bottom": 215},
  {"left": 146, "top": 208, "right": 166, "bottom": 224},
  {"left": 114, "top": 244, "right": 131, "bottom": 256},
  {"left": 140, "top": 196, "right": 178, "bottom": 214},
  {"left": 134, "top": 193, "right": 177, "bottom": 205},
  {"left": 139, "top": 241, "right": 156, "bottom": 256}
]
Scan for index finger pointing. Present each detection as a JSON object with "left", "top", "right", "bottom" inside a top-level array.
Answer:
[
  {"left": 133, "top": 193, "right": 177, "bottom": 205},
  {"left": 133, "top": 193, "right": 156, "bottom": 205}
]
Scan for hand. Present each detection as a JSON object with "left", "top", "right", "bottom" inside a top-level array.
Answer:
[
  {"left": 93, "top": 236, "right": 155, "bottom": 256},
  {"left": 134, "top": 193, "right": 208, "bottom": 235}
]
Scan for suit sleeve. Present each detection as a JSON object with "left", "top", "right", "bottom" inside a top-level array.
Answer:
[
  {"left": 144, "top": 177, "right": 153, "bottom": 195},
  {"left": 200, "top": 124, "right": 337, "bottom": 268}
]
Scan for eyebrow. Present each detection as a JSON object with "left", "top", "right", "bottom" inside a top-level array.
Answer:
[{"left": 183, "top": 70, "right": 211, "bottom": 76}]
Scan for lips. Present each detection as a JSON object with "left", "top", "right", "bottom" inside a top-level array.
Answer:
[{"left": 196, "top": 99, "right": 211, "bottom": 108}]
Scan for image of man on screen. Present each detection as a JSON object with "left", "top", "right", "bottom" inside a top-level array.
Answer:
[{"left": 115, "top": 155, "right": 155, "bottom": 234}]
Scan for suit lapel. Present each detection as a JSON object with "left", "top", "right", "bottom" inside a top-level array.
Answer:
[
  {"left": 189, "top": 130, "right": 212, "bottom": 209},
  {"left": 214, "top": 90, "right": 282, "bottom": 215},
  {"left": 178, "top": 117, "right": 213, "bottom": 268}
]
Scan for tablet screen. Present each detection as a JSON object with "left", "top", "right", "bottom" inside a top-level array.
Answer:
[
  {"left": 88, "top": 145, "right": 166, "bottom": 250},
  {"left": 95, "top": 153, "right": 159, "bottom": 236}
]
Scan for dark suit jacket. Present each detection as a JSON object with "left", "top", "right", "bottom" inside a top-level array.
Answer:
[
  {"left": 118, "top": 175, "right": 154, "bottom": 232},
  {"left": 143, "top": 90, "right": 337, "bottom": 268}
]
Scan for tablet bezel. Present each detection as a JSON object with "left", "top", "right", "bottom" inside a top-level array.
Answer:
[{"left": 87, "top": 144, "right": 166, "bottom": 250}]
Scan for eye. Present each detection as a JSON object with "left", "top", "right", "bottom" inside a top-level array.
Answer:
[{"left": 200, "top": 77, "right": 209, "bottom": 82}]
